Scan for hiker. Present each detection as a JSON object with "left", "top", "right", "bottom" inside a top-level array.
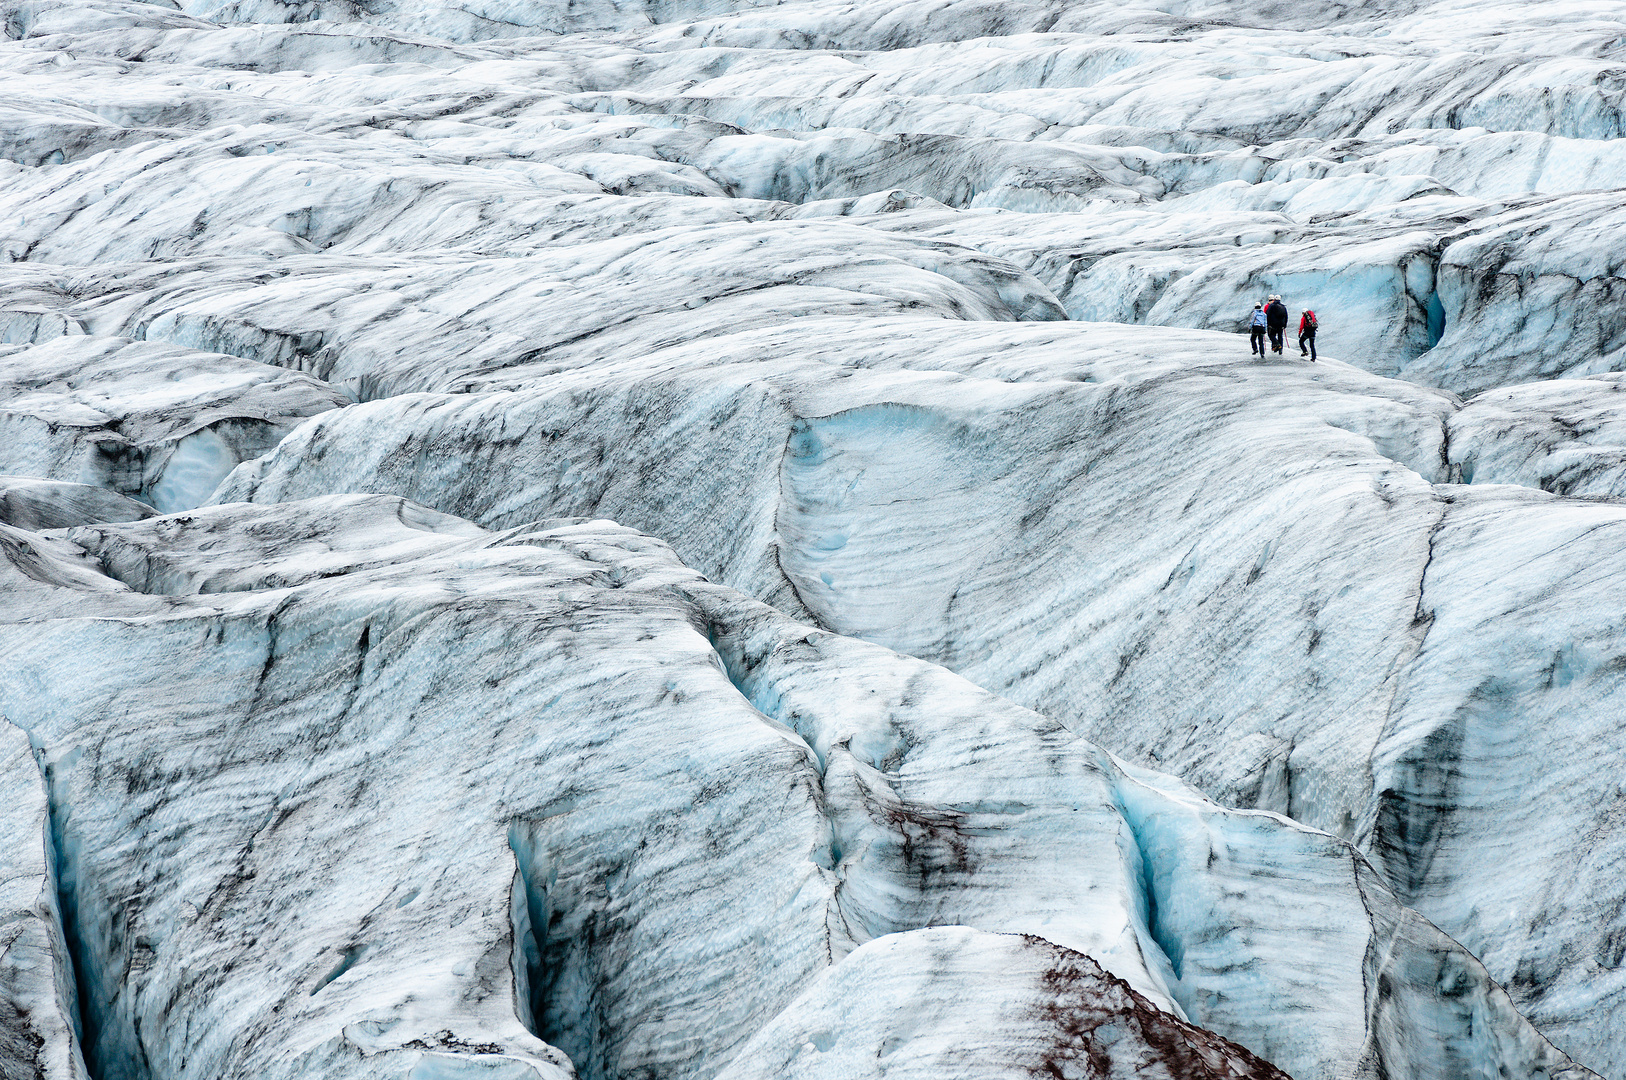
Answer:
[
  {"left": 1248, "top": 302, "right": 1268, "bottom": 356},
  {"left": 1298, "top": 308, "right": 1318, "bottom": 361},
  {"left": 1265, "top": 294, "right": 1289, "bottom": 354}
]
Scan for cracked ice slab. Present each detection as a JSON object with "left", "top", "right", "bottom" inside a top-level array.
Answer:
[
  {"left": 1364, "top": 484, "right": 1626, "bottom": 1059},
  {"left": 1449, "top": 374, "right": 1626, "bottom": 497}
]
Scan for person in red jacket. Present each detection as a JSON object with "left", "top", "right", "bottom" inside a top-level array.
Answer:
[{"left": 1298, "top": 309, "right": 1318, "bottom": 361}]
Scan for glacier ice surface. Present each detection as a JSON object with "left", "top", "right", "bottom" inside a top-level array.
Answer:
[
  {"left": 4, "top": 0, "right": 1626, "bottom": 1076},
  {"left": 0, "top": 499, "right": 1597, "bottom": 1080}
]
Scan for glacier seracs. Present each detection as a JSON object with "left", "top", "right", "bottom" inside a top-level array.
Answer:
[{"left": 4, "top": 0, "right": 1626, "bottom": 1076}]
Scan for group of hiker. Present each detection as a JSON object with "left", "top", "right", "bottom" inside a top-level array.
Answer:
[{"left": 1248, "top": 295, "right": 1317, "bottom": 361}]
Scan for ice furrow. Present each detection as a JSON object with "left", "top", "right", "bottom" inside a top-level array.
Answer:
[{"left": 0, "top": 719, "right": 91, "bottom": 1080}]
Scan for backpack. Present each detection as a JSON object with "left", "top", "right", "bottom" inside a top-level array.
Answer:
[{"left": 1304, "top": 310, "right": 1318, "bottom": 330}]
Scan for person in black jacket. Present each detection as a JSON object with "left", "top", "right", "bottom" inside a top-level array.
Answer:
[{"left": 1265, "top": 295, "right": 1289, "bottom": 354}]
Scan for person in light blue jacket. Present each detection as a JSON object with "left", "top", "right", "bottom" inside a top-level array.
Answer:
[{"left": 1248, "top": 302, "right": 1268, "bottom": 356}]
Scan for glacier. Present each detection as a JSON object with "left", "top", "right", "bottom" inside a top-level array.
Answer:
[{"left": 3, "top": 0, "right": 1626, "bottom": 1077}]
